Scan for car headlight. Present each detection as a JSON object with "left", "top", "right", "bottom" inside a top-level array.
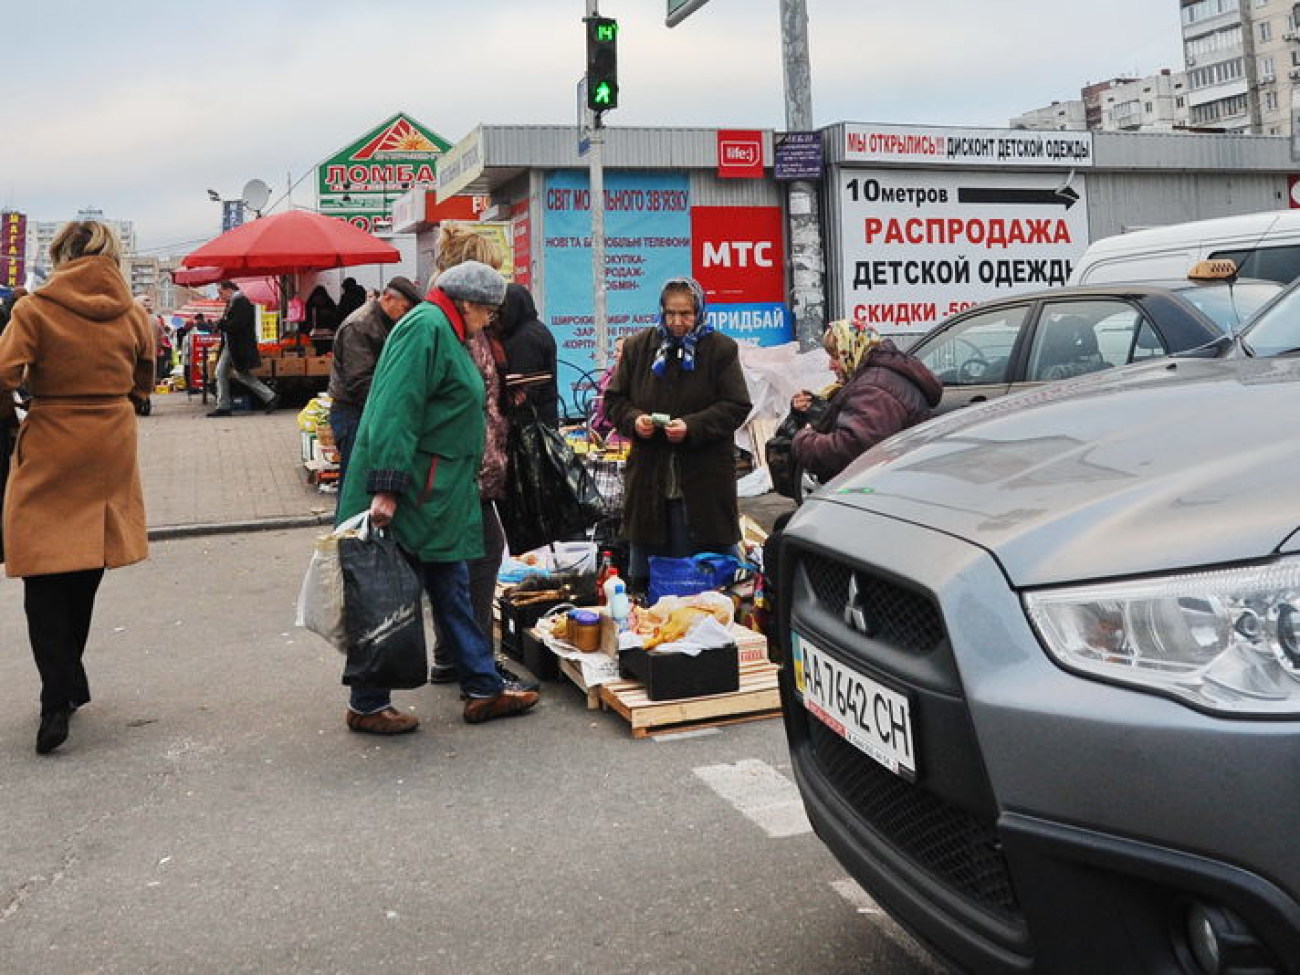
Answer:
[{"left": 1024, "top": 559, "right": 1300, "bottom": 715}]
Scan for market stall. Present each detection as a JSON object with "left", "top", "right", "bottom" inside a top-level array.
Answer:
[{"left": 497, "top": 517, "right": 776, "bottom": 738}]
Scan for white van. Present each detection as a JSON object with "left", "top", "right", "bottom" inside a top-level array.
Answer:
[{"left": 1070, "top": 208, "right": 1300, "bottom": 285}]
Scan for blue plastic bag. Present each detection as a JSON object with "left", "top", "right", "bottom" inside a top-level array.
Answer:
[{"left": 648, "top": 552, "right": 744, "bottom": 604}]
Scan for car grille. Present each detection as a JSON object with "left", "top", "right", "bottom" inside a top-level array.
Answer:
[
  {"left": 801, "top": 551, "right": 946, "bottom": 655},
  {"left": 808, "top": 720, "right": 1022, "bottom": 922}
]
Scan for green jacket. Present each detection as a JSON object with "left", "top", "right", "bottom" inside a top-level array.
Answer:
[{"left": 337, "top": 296, "right": 485, "bottom": 562}]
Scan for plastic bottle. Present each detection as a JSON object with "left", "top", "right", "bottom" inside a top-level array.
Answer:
[
  {"left": 606, "top": 573, "right": 631, "bottom": 632},
  {"left": 595, "top": 550, "right": 615, "bottom": 604}
]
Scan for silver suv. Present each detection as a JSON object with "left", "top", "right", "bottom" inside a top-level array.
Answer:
[{"left": 774, "top": 353, "right": 1300, "bottom": 973}]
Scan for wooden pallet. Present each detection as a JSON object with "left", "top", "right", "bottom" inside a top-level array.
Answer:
[{"left": 598, "top": 660, "right": 783, "bottom": 738}]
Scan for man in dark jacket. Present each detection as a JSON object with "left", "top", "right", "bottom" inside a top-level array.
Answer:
[
  {"left": 208, "top": 280, "right": 278, "bottom": 417},
  {"left": 326, "top": 276, "right": 421, "bottom": 478},
  {"left": 335, "top": 276, "right": 367, "bottom": 324},
  {"left": 497, "top": 283, "right": 560, "bottom": 425}
]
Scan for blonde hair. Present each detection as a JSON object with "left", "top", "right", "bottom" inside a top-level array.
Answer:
[
  {"left": 49, "top": 220, "right": 123, "bottom": 268},
  {"left": 436, "top": 223, "right": 503, "bottom": 272}
]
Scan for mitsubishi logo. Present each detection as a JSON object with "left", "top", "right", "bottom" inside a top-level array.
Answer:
[{"left": 845, "top": 573, "right": 869, "bottom": 634}]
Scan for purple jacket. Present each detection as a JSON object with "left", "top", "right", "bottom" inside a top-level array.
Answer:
[{"left": 792, "top": 339, "right": 942, "bottom": 484}]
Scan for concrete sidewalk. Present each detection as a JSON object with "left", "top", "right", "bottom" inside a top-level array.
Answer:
[
  {"left": 136, "top": 389, "right": 334, "bottom": 538},
  {"left": 134, "top": 388, "right": 795, "bottom": 538}
]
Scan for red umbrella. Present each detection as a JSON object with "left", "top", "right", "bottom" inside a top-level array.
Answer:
[
  {"left": 181, "top": 209, "right": 401, "bottom": 276},
  {"left": 170, "top": 265, "right": 227, "bottom": 286}
]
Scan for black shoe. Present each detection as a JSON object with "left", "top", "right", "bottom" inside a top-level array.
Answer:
[
  {"left": 497, "top": 661, "right": 540, "bottom": 693},
  {"left": 206, "top": 408, "right": 232, "bottom": 418},
  {"left": 429, "top": 662, "right": 460, "bottom": 684},
  {"left": 264, "top": 394, "right": 281, "bottom": 414},
  {"left": 36, "top": 708, "right": 71, "bottom": 755}
]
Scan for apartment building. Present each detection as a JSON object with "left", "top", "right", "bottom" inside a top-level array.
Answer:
[
  {"left": 1182, "top": 0, "right": 1300, "bottom": 135},
  {"left": 1012, "top": 71, "right": 1189, "bottom": 132}
]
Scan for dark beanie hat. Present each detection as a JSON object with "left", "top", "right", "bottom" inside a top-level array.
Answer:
[{"left": 385, "top": 276, "right": 422, "bottom": 306}]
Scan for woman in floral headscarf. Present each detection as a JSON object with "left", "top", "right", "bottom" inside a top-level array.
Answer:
[
  {"left": 603, "top": 277, "right": 751, "bottom": 595},
  {"left": 789, "top": 318, "right": 942, "bottom": 485}
]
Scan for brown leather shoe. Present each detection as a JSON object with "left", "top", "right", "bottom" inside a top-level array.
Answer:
[
  {"left": 345, "top": 707, "right": 419, "bottom": 735},
  {"left": 462, "top": 687, "right": 540, "bottom": 724}
]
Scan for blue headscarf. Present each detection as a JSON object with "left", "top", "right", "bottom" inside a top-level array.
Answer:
[{"left": 651, "top": 277, "right": 712, "bottom": 377}]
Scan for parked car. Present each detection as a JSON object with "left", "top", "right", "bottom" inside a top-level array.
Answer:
[
  {"left": 1069, "top": 208, "right": 1300, "bottom": 286},
  {"left": 773, "top": 352, "right": 1300, "bottom": 972},
  {"left": 909, "top": 275, "right": 1282, "bottom": 414}
]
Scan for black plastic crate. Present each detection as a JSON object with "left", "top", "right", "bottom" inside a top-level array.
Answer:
[
  {"left": 521, "top": 629, "right": 560, "bottom": 682},
  {"left": 498, "top": 596, "right": 564, "bottom": 660},
  {"left": 618, "top": 643, "right": 739, "bottom": 701}
]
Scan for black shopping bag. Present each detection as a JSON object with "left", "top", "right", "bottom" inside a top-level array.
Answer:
[
  {"left": 339, "top": 525, "right": 428, "bottom": 689},
  {"left": 498, "top": 410, "right": 603, "bottom": 553}
]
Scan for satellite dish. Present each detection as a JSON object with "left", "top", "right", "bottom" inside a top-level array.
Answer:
[{"left": 241, "top": 179, "right": 271, "bottom": 214}]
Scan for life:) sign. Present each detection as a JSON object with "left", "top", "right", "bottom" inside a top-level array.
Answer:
[{"left": 717, "top": 130, "right": 764, "bottom": 178}]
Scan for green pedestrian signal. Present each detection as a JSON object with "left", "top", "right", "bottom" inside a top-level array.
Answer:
[{"left": 585, "top": 16, "right": 619, "bottom": 112}]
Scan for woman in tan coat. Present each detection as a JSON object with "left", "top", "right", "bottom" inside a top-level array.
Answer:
[{"left": 0, "top": 220, "right": 154, "bottom": 754}]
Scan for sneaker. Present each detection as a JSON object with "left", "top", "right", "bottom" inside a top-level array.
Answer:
[
  {"left": 206, "top": 408, "right": 232, "bottom": 418},
  {"left": 345, "top": 707, "right": 419, "bottom": 735},
  {"left": 462, "top": 687, "right": 540, "bottom": 724},
  {"left": 497, "top": 660, "right": 540, "bottom": 692},
  {"left": 264, "top": 394, "right": 281, "bottom": 414},
  {"left": 429, "top": 662, "right": 460, "bottom": 684}
]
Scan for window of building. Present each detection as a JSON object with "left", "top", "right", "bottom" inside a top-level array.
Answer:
[
  {"left": 1183, "top": 0, "right": 1237, "bottom": 23},
  {"left": 1261, "top": 20, "right": 1274, "bottom": 41},
  {"left": 1261, "top": 54, "right": 1277, "bottom": 79},
  {"left": 1189, "top": 57, "right": 1245, "bottom": 89},
  {"left": 1186, "top": 26, "right": 1244, "bottom": 60},
  {"left": 1266, "top": 90, "right": 1281, "bottom": 110}
]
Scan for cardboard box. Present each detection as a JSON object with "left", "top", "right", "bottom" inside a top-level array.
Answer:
[
  {"left": 304, "top": 356, "right": 333, "bottom": 377},
  {"left": 275, "top": 357, "right": 307, "bottom": 378},
  {"left": 618, "top": 643, "right": 739, "bottom": 701}
]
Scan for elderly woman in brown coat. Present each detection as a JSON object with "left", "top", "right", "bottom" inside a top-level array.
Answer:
[
  {"left": 603, "top": 277, "right": 751, "bottom": 595},
  {"left": 0, "top": 220, "right": 154, "bottom": 754}
]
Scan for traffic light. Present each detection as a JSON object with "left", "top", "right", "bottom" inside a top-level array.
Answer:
[{"left": 586, "top": 16, "right": 619, "bottom": 112}]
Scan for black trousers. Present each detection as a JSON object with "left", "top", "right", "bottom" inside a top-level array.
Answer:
[{"left": 24, "top": 568, "right": 104, "bottom": 713}]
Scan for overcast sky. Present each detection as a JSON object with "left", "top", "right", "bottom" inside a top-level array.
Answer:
[{"left": 0, "top": 0, "right": 1184, "bottom": 255}]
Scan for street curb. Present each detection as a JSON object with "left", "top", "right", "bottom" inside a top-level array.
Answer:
[{"left": 148, "top": 512, "right": 334, "bottom": 541}]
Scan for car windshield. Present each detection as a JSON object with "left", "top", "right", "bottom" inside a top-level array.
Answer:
[
  {"left": 1172, "top": 282, "right": 1283, "bottom": 333},
  {"left": 1239, "top": 279, "right": 1300, "bottom": 355}
]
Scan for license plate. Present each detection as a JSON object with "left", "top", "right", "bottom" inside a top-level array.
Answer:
[{"left": 792, "top": 632, "right": 917, "bottom": 780}]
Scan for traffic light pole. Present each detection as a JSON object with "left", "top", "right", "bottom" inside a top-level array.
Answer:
[
  {"left": 780, "top": 0, "right": 826, "bottom": 350},
  {"left": 587, "top": 0, "right": 610, "bottom": 369}
]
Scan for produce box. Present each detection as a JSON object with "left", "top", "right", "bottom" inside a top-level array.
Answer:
[
  {"left": 304, "top": 356, "right": 333, "bottom": 377},
  {"left": 276, "top": 357, "right": 307, "bottom": 378},
  {"left": 618, "top": 642, "right": 739, "bottom": 702}
]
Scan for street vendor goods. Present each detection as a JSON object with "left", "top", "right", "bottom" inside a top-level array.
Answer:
[{"left": 634, "top": 591, "right": 735, "bottom": 649}]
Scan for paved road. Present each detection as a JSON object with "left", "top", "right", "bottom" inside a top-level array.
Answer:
[
  {"left": 0, "top": 527, "right": 944, "bottom": 974},
  {"left": 1, "top": 391, "right": 942, "bottom": 973}
]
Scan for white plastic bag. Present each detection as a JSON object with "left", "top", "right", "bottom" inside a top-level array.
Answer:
[{"left": 295, "top": 511, "right": 368, "bottom": 652}]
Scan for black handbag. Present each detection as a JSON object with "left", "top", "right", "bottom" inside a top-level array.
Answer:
[{"left": 765, "top": 397, "right": 831, "bottom": 500}]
